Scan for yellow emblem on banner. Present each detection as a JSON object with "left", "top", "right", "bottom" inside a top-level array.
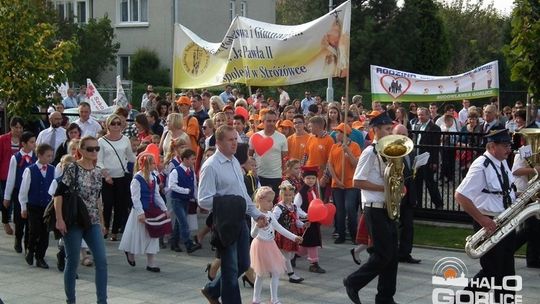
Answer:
[{"left": 182, "top": 42, "right": 210, "bottom": 78}]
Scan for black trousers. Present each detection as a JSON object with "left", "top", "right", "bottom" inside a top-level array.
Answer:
[
  {"left": 398, "top": 204, "right": 414, "bottom": 258},
  {"left": 415, "top": 165, "right": 442, "bottom": 208},
  {"left": 514, "top": 217, "right": 540, "bottom": 265},
  {"left": 346, "top": 207, "right": 398, "bottom": 304},
  {"left": 258, "top": 176, "right": 282, "bottom": 204},
  {"left": 102, "top": 176, "right": 132, "bottom": 234},
  {"left": 462, "top": 221, "right": 516, "bottom": 302},
  {"left": 27, "top": 205, "right": 49, "bottom": 259},
  {"left": 12, "top": 189, "right": 29, "bottom": 249},
  {"left": 0, "top": 180, "right": 10, "bottom": 224}
]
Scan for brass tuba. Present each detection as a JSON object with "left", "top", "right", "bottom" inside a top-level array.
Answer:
[
  {"left": 464, "top": 128, "right": 540, "bottom": 258},
  {"left": 376, "top": 135, "right": 414, "bottom": 220}
]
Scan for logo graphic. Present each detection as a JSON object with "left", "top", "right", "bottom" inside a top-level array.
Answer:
[
  {"left": 182, "top": 42, "right": 210, "bottom": 78},
  {"left": 432, "top": 257, "right": 468, "bottom": 287},
  {"left": 380, "top": 75, "right": 411, "bottom": 99}
]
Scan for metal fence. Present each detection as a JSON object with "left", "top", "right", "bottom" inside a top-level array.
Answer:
[{"left": 409, "top": 129, "right": 488, "bottom": 223}]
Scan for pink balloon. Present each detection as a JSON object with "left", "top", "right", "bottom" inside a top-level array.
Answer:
[{"left": 320, "top": 203, "right": 336, "bottom": 226}]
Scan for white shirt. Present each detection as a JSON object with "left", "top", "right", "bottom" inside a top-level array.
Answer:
[
  {"left": 97, "top": 136, "right": 136, "bottom": 178},
  {"left": 168, "top": 163, "right": 198, "bottom": 199},
  {"left": 248, "top": 130, "right": 288, "bottom": 179},
  {"left": 458, "top": 107, "right": 469, "bottom": 126},
  {"left": 75, "top": 117, "right": 102, "bottom": 138},
  {"left": 130, "top": 172, "right": 167, "bottom": 216},
  {"left": 36, "top": 126, "right": 67, "bottom": 154},
  {"left": 3, "top": 150, "right": 35, "bottom": 200},
  {"left": 456, "top": 151, "right": 516, "bottom": 215},
  {"left": 18, "top": 161, "right": 51, "bottom": 212},
  {"left": 250, "top": 211, "right": 297, "bottom": 241},
  {"left": 353, "top": 144, "right": 386, "bottom": 205},
  {"left": 511, "top": 154, "right": 529, "bottom": 193},
  {"left": 279, "top": 90, "right": 290, "bottom": 107}
]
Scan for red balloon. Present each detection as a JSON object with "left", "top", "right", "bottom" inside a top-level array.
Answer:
[
  {"left": 251, "top": 133, "right": 274, "bottom": 156},
  {"left": 235, "top": 106, "right": 249, "bottom": 122},
  {"left": 307, "top": 199, "right": 328, "bottom": 222},
  {"left": 311, "top": 198, "right": 324, "bottom": 206},
  {"left": 320, "top": 203, "right": 337, "bottom": 226}
]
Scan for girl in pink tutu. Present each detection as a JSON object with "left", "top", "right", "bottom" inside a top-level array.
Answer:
[{"left": 250, "top": 186, "right": 303, "bottom": 304}]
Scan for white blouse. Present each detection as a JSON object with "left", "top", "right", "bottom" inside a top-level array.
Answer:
[{"left": 250, "top": 211, "right": 297, "bottom": 242}]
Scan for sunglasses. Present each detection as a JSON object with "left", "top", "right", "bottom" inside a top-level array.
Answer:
[
  {"left": 110, "top": 121, "right": 122, "bottom": 126},
  {"left": 84, "top": 146, "right": 100, "bottom": 152}
]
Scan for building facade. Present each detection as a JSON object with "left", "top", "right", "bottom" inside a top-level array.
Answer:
[{"left": 52, "top": 0, "right": 276, "bottom": 85}]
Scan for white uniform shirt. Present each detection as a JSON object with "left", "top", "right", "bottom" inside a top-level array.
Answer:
[
  {"left": 511, "top": 154, "right": 529, "bottom": 193},
  {"left": 456, "top": 151, "right": 516, "bottom": 215},
  {"left": 3, "top": 150, "right": 34, "bottom": 200},
  {"left": 353, "top": 144, "right": 386, "bottom": 206},
  {"left": 168, "top": 163, "right": 198, "bottom": 199},
  {"left": 18, "top": 161, "right": 51, "bottom": 212},
  {"left": 250, "top": 211, "right": 297, "bottom": 241},
  {"left": 75, "top": 117, "right": 102, "bottom": 138},
  {"left": 36, "top": 126, "right": 67, "bottom": 153}
]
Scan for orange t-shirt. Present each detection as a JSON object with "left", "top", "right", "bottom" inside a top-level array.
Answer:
[
  {"left": 304, "top": 134, "right": 335, "bottom": 175},
  {"left": 184, "top": 116, "right": 200, "bottom": 153},
  {"left": 328, "top": 141, "right": 362, "bottom": 188},
  {"left": 287, "top": 133, "right": 310, "bottom": 161}
]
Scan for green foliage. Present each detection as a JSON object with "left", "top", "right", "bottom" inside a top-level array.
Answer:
[
  {"left": 129, "top": 49, "right": 170, "bottom": 86},
  {"left": 505, "top": 0, "right": 540, "bottom": 95},
  {"left": 0, "top": 0, "right": 78, "bottom": 118},
  {"left": 70, "top": 17, "right": 120, "bottom": 84}
]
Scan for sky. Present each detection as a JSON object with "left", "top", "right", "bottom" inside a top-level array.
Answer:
[{"left": 396, "top": 0, "right": 515, "bottom": 16}]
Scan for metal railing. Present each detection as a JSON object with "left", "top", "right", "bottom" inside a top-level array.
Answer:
[{"left": 409, "top": 129, "right": 487, "bottom": 223}]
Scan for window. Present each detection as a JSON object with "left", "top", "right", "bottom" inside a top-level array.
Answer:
[
  {"left": 119, "top": 56, "right": 130, "bottom": 80},
  {"left": 53, "top": 1, "right": 89, "bottom": 24},
  {"left": 76, "top": 1, "right": 87, "bottom": 24},
  {"left": 240, "top": 1, "right": 247, "bottom": 17},
  {"left": 119, "top": 0, "right": 148, "bottom": 23},
  {"left": 57, "top": 3, "right": 65, "bottom": 20},
  {"left": 229, "top": 0, "right": 236, "bottom": 21}
]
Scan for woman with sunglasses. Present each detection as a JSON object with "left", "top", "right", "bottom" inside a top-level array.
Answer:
[
  {"left": 97, "top": 114, "right": 136, "bottom": 242},
  {"left": 54, "top": 136, "right": 108, "bottom": 304}
]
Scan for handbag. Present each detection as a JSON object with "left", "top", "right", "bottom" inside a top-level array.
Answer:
[
  {"left": 143, "top": 178, "right": 172, "bottom": 238},
  {"left": 102, "top": 137, "right": 132, "bottom": 179}
]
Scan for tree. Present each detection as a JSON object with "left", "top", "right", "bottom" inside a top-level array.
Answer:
[
  {"left": 68, "top": 17, "right": 120, "bottom": 84},
  {"left": 0, "top": 0, "right": 78, "bottom": 118},
  {"left": 506, "top": 0, "right": 540, "bottom": 95},
  {"left": 129, "top": 49, "right": 170, "bottom": 86}
]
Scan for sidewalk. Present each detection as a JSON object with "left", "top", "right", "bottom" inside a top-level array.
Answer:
[{"left": 0, "top": 224, "right": 539, "bottom": 304}]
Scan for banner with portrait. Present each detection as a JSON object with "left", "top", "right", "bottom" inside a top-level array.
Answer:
[
  {"left": 370, "top": 61, "right": 499, "bottom": 102},
  {"left": 173, "top": 1, "right": 351, "bottom": 88}
]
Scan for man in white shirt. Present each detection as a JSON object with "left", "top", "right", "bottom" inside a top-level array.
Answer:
[
  {"left": 277, "top": 87, "right": 290, "bottom": 112},
  {"left": 344, "top": 112, "right": 399, "bottom": 304},
  {"left": 458, "top": 99, "right": 470, "bottom": 127},
  {"left": 75, "top": 102, "right": 102, "bottom": 138},
  {"left": 219, "top": 84, "right": 234, "bottom": 104},
  {"left": 36, "top": 111, "right": 66, "bottom": 156},
  {"left": 455, "top": 129, "right": 518, "bottom": 302}
]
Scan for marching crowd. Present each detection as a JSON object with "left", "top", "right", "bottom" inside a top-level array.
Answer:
[{"left": 0, "top": 83, "right": 539, "bottom": 304}]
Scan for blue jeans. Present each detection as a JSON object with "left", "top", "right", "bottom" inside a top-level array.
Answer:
[
  {"left": 332, "top": 188, "right": 359, "bottom": 240},
  {"left": 63, "top": 224, "right": 107, "bottom": 304},
  {"left": 205, "top": 222, "right": 250, "bottom": 303},
  {"left": 171, "top": 198, "right": 192, "bottom": 247}
]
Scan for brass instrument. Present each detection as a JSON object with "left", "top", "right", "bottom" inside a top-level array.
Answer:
[
  {"left": 464, "top": 128, "right": 540, "bottom": 259},
  {"left": 376, "top": 135, "right": 414, "bottom": 220}
]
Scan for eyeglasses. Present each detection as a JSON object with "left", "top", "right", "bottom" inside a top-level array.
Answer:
[
  {"left": 84, "top": 146, "right": 100, "bottom": 152},
  {"left": 110, "top": 121, "right": 122, "bottom": 126}
]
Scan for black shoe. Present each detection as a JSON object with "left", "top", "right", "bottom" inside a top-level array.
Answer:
[
  {"left": 124, "top": 251, "right": 136, "bottom": 267},
  {"left": 146, "top": 266, "right": 160, "bottom": 272},
  {"left": 201, "top": 288, "right": 220, "bottom": 304},
  {"left": 309, "top": 262, "right": 326, "bottom": 273},
  {"left": 25, "top": 252, "right": 34, "bottom": 266},
  {"left": 343, "top": 278, "right": 361, "bottom": 304},
  {"left": 14, "top": 240, "right": 22, "bottom": 253},
  {"left": 350, "top": 248, "right": 361, "bottom": 265},
  {"left": 334, "top": 237, "right": 346, "bottom": 244},
  {"left": 205, "top": 263, "right": 214, "bottom": 281},
  {"left": 170, "top": 243, "right": 183, "bottom": 252},
  {"left": 287, "top": 272, "right": 304, "bottom": 283},
  {"left": 242, "top": 274, "right": 254, "bottom": 287},
  {"left": 399, "top": 255, "right": 421, "bottom": 264},
  {"left": 186, "top": 242, "right": 202, "bottom": 254},
  {"left": 57, "top": 248, "right": 66, "bottom": 272},
  {"left": 36, "top": 258, "right": 49, "bottom": 269}
]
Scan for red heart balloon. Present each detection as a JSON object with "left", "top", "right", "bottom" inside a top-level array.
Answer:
[
  {"left": 320, "top": 203, "right": 336, "bottom": 226},
  {"left": 311, "top": 198, "right": 324, "bottom": 206},
  {"left": 307, "top": 199, "right": 328, "bottom": 222},
  {"left": 235, "top": 106, "right": 249, "bottom": 122},
  {"left": 251, "top": 133, "right": 274, "bottom": 156}
]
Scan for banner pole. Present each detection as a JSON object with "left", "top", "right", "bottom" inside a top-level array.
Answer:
[
  {"left": 172, "top": 24, "right": 177, "bottom": 108},
  {"left": 341, "top": 73, "right": 349, "bottom": 183}
]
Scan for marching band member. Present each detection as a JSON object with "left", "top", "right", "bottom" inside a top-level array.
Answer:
[{"left": 455, "top": 128, "right": 517, "bottom": 302}]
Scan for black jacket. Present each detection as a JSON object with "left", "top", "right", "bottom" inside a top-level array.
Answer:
[
  {"left": 212, "top": 195, "right": 247, "bottom": 250},
  {"left": 414, "top": 121, "right": 441, "bottom": 165}
]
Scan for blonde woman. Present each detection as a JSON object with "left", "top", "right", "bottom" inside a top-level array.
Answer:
[
  {"left": 208, "top": 96, "right": 225, "bottom": 118},
  {"left": 159, "top": 113, "right": 190, "bottom": 156}
]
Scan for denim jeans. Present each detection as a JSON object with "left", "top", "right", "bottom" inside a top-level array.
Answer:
[
  {"left": 332, "top": 188, "right": 359, "bottom": 240},
  {"left": 63, "top": 224, "right": 107, "bottom": 304},
  {"left": 171, "top": 198, "right": 191, "bottom": 247},
  {"left": 205, "top": 222, "right": 250, "bottom": 303}
]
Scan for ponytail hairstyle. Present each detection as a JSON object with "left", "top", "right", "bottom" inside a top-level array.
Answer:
[
  {"left": 163, "top": 137, "right": 188, "bottom": 168},
  {"left": 135, "top": 153, "right": 155, "bottom": 183}
]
